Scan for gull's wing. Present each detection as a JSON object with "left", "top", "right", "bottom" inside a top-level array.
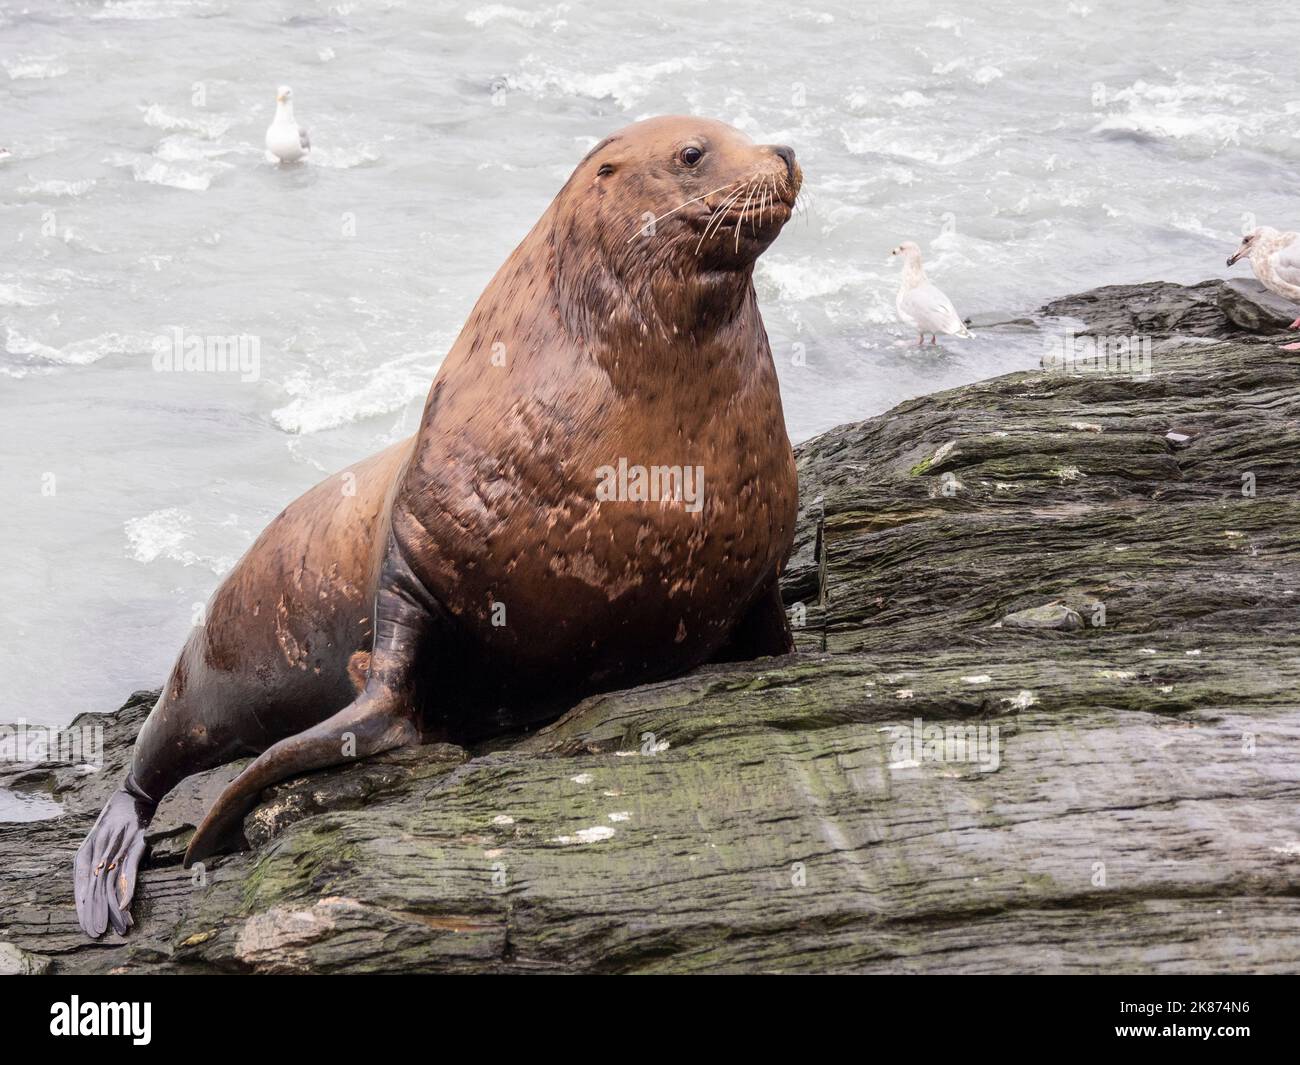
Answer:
[
  {"left": 1270, "top": 233, "right": 1300, "bottom": 288},
  {"left": 900, "top": 281, "right": 968, "bottom": 336}
]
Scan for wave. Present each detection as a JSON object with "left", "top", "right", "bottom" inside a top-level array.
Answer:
[
  {"left": 106, "top": 151, "right": 221, "bottom": 191},
  {"left": 0, "top": 280, "right": 53, "bottom": 307},
  {"left": 4, "top": 326, "right": 156, "bottom": 366},
  {"left": 1091, "top": 109, "right": 1245, "bottom": 145},
  {"left": 887, "top": 90, "right": 933, "bottom": 110},
  {"left": 16, "top": 177, "right": 95, "bottom": 198},
  {"left": 92, "top": 0, "right": 226, "bottom": 20},
  {"left": 787, "top": 7, "right": 834, "bottom": 23},
  {"left": 4, "top": 56, "right": 68, "bottom": 80},
  {"left": 759, "top": 256, "right": 879, "bottom": 302},
  {"left": 123, "top": 507, "right": 237, "bottom": 574},
  {"left": 1091, "top": 78, "right": 1255, "bottom": 147},
  {"left": 270, "top": 351, "right": 441, "bottom": 435},
  {"left": 309, "top": 142, "right": 383, "bottom": 170},
  {"left": 152, "top": 134, "right": 247, "bottom": 164},
  {"left": 504, "top": 56, "right": 708, "bottom": 109},
  {"left": 141, "top": 103, "right": 232, "bottom": 140},
  {"left": 466, "top": 4, "right": 569, "bottom": 28},
  {"left": 758, "top": 257, "right": 896, "bottom": 325},
  {"left": 841, "top": 125, "right": 1001, "bottom": 167}
]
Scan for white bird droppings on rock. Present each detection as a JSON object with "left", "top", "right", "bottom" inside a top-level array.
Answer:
[
  {"left": 608, "top": 811, "right": 631, "bottom": 822},
  {"left": 1002, "top": 689, "right": 1037, "bottom": 711},
  {"left": 552, "top": 825, "right": 616, "bottom": 845},
  {"left": 492, "top": 814, "right": 515, "bottom": 826},
  {"left": 962, "top": 674, "right": 992, "bottom": 684},
  {"left": 569, "top": 773, "right": 593, "bottom": 784}
]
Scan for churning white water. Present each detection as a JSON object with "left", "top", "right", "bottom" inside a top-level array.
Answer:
[{"left": 2, "top": 0, "right": 1298, "bottom": 754}]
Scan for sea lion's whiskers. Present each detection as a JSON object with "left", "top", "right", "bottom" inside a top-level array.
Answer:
[
  {"left": 748, "top": 176, "right": 766, "bottom": 236},
  {"left": 703, "top": 189, "right": 745, "bottom": 238},
  {"left": 791, "top": 181, "right": 811, "bottom": 223},
  {"left": 736, "top": 178, "right": 759, "bottom": 251},
  {"left": 694, "top": 190, "right": 745, "bottom": 254},
  {"left": 695, "top": 187, "right": 749, "bottom": 253},
  {"left": 626, "top": 180, "right": 741, "bottom": 243}
]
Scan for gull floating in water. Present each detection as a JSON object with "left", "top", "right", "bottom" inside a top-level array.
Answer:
[
  {"left": 891, "top": 241, "right": 971, "bottom": 346},
  {"left": 1227, "top": 226, "right": 1300, "bottom": 347},
  {"left": 265, "top": 85, "right": 310, "bottom": 164}
]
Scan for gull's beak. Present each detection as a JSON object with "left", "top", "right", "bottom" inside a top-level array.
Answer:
[{"left": 1226, "top": 247, "right": 1245, "bottom": 267}]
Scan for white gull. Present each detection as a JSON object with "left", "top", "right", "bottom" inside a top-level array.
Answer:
[
  {"left": 1226, "top": 225, "right": 1300, "bottom": 347},
  {"left": 891, "top": 240, "right": 971, "bottom": 346},
  {"left": 265, "top": 85, "right": 310, "bottom": 164}
]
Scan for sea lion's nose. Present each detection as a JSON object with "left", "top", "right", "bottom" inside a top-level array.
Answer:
[{"left": 770, "top": 145, "right": 797, "bottom": 183}]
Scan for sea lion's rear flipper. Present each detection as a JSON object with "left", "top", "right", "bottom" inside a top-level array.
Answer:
[
  {"left": 74, "top": 779, "right": 155, "bottom": 938},
  {"left": 184, "top": 535, "right": 434, "bottom": 865},
  {"left": 183, "top": 687, "right": 417, "bottom": 864}
]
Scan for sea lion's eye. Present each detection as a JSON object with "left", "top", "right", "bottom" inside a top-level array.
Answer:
[
  {"left": 597, "top": 163, "right": 614, "bottom": 177},
  {"left": 679, "top": 146, "right": 704, "bottom": 167}
]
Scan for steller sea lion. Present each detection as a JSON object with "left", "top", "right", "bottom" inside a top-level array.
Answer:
[{"left": 74, "top": 115, "right": 803, "bottom": 938}]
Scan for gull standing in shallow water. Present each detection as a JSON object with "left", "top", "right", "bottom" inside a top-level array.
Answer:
[
  {"left": 1227, "top": 226, "right": 1300, "bottom": 348},
  {"left": 265, "top": 86, "right": 310, "bottom": 164},
  {"left": 891, "top": 241, "right": 972, "bottom": 346}
]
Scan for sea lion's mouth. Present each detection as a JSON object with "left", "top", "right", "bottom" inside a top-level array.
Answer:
[
  {"left": 716, "top": 200, "right": 792, "bottom": 229},
  {"left": 690, "top": 182, "right": 796, "bottom": 247}
]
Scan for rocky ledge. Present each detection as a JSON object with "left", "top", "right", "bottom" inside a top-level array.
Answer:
[{"left": 3, "top": 279, "right": 1299, "bottom": 975}]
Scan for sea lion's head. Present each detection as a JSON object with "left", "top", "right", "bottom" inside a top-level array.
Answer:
[
  {"left": 571, "top": 115, "right": 800, "bottom": 266},
  {"left": 549, "top": 117, "right": 801, "bottom": 339}
]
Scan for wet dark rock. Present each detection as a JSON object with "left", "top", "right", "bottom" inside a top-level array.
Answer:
[
  {"left": 1001, "top": 603, "right": 1085, "bottom": 631},
  {"left": 965, "top": 311, "right": 1039, "bottom": 332},
  {"left": 2, "top": 280, "right": 1299, "bottom": 974},
  {"left": 1216, "top": 278, "right": 1298, "bottom": 333},
  {"left": 1042, "top": 277, "right": 1298, "bottom": 341}
]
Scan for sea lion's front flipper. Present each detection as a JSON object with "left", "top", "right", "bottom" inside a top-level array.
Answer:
[
  {"left": 74, "top": 779, "right": 155, "bottom": 938},
  {"left": 184, "top": 535, "right": 434, "bottom": 865}
]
